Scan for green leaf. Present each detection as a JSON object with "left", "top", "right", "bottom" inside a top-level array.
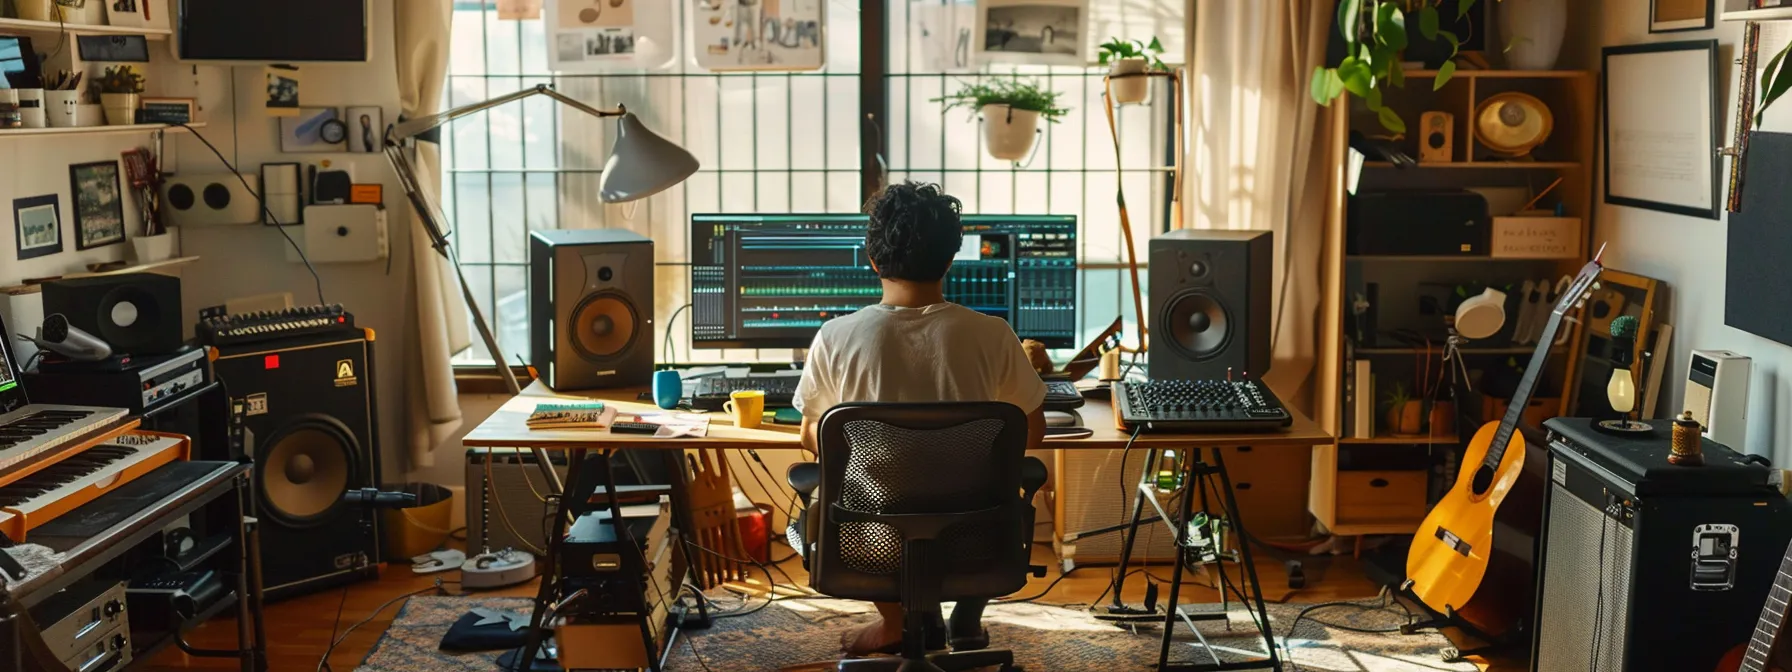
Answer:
[
  {"left": 1434, "top": 60, "right": 1457, "bottom": 90},
  {"left": 1440, "top": 30, "right": 1461, "bottom": 57},
  {"left": 1339, "top": 57, "right": 1374, "bottom": 98},
  {"left": 1339, "top": 0, "right": 1364, "bottom": 44},
  {"left": 1759, "top": 42, "right": 1792, "bottom": 124},
  {"left": 1457, "top": 0, "right": 1476, "bottom": 20},
  {"left": 1388, "top": 58, "right": 1405, "bottom": 88},
  {"left": 1378, "top": 106, "right": 1407, "bottom": 134},
  {"left": 1366, "top": 87, "right": 1384, "bottom": 112},
  {"left": 1311, "top": 66, "right": 1345, "bottom": 105},
  {"left": 1419, "top": 5, "right": 1439, "bottom": 41},
  {"left": 1360, "top": 43, "right": 1374, "bottom": 67},
  {"left": 1147, "top": 37, "right": 1164, "bottom": 53},
  {"left": 1376, "top": 3, "right": 1408, "bottom": 51}
]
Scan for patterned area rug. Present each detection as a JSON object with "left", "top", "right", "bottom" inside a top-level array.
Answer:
[{"left": 358, "top": 595, "right": 1477, "bottom": 671}]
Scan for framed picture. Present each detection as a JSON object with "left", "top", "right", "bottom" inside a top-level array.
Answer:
[
  {"left": 280, "top": 107, "right": 348, "bottom": 153},
  {"left": 1650, "top": 0, "right": 1713, "bottom": 33},
  {"left": 104, "top": 0, "right": 153, "bottom": 28},
  {"left": 974, "top": 0, "right": 1089, "bottom": 67},
  {"left": 69, "top": 161, "right": 126, "bottom": 250},
  {"left": 345, "top": 106, "right": 383, "bottom": 154},
  {"left": 13, "top": 195, "right": 63, "bottom": 260},
  {"left": 691, "top": 0, "right": 824, "bottom": 72},
  {"left": 1604, "top": 41, "right": 1720, "bottom": 220},
  {"left": 76, "top": 35, "right": 151, "bottom": 62}
]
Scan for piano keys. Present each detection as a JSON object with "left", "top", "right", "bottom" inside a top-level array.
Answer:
[
  {"left": 0, "top": 405, "right": 130, "bottom": 473},
  {"left": 0, "top": 432, "right": 189, "bottom": 541}
]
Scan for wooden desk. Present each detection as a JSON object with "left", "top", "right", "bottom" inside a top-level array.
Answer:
[{"left": 463, "top": 381, "right": 1330, "bottom": 450}]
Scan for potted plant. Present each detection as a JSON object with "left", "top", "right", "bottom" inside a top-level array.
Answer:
[
  {"left": 1309, "top": 0, "right": 1493, "bottom": 133},
  {"left": 1098, "top": 37, "right": 1168, "bottom": 105},
  {"left": 933, "top": 77, "right": 1069, "bottom": 162},
  {"left": 95, "top": 65, "right": 145, "bottom": 126},
  {"left": 1382, "top": 381, "right": 1424, "bottom": 437}
]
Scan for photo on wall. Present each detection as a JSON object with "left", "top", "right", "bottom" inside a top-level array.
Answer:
[
  {"left": 549, "top": 0, "right": 636, "bottom": 69},
  {"left": 68, "top": 161, "right": 126, "bottom": 250},
  {"left": 974, "top": 0, "right": 1089, "bottom": 66},
  {"left": 691, "top": 0, "right": 825, "bottom": 72},
  {"left": 13, "top": 194, "right": 63, "bottom": 260},
  {"left": 280, "top": 107, "right": 349, "bottom": 153},
  {"left": 347, "top": 106, "right": 382, "bottom": 153}
]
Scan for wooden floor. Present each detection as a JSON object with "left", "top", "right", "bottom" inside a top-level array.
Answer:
[{"left": 144, "top": 541, "right": 1513, "bottom": 671}]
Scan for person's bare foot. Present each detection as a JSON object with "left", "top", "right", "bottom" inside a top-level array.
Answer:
[{"left": 841, "top": 618, "right": 902, "bottom": 656}]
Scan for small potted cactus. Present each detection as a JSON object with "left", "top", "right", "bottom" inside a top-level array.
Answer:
[{"left": 95, "top": 65, "right": 145, "bottom": 126}]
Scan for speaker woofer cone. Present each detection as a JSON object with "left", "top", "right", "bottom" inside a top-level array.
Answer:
[
  {"left": 1162, "top": 291, "right": 1230, "bottom": 360},
  {"left": 258, "top": 417, "right": 358, "bottom": 527},
  {"left": 569, "top": 292, "right": 640, "bottom": 362}
]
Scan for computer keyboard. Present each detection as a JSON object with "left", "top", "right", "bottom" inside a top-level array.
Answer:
[
  {"left": 691, "top": 376, "right": 801, "bottom": 412},
  {"left": 1113, "top": 379, "right": 1292, "bottom": 433}
]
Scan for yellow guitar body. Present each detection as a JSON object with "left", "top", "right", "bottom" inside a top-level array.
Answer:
[{"left": 1406, "top": 420, "right": 1529, "bottom": 618}]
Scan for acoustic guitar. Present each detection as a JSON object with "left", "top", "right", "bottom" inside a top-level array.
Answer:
[
  {"left": 1716, "top": 537, "right": 1792, "bottom": 672},
  {"left": 1405, "top": 256, "right": 1603, "bottom": 637}
]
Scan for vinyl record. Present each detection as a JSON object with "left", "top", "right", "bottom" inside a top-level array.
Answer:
[
  {"left": 569, "top": 292, "right": 639, "bottom": 361},
  {"left": 1162, "top": 291, "right": 1230, "bottom": 360},
  {"left": 259, "top": 420, "right": 357, "bottom": 526}
]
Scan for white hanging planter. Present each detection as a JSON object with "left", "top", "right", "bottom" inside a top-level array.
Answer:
[
  {"left": 981, "top": 104, "right": 1041, "bottom": 163},
  {"left": 1109, "top": 58, "right": 1151, "bottom": 105}
]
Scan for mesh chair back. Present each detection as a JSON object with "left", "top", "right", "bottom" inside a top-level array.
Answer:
[{"left": 812, "top": 402, "right": 1031, "bottom": 602}]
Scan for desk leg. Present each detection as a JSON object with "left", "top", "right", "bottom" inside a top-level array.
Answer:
[
  {"left": 515, "top": 448, "right": 585, "bottom": 672},
  {"left": 1109, "top": 447, "right": 1160, "bottom": 610},
  {"left": 1210, "top": 447, "right": 1282, "bottom": 672},
  {"left": 1157, "top": 448, "right": 1199, "bottom": 668}
]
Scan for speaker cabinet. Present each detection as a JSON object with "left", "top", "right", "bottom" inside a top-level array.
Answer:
[
  {"left": 42, "top": 274, "right": 183, "bottom": 356},
  {"left": 162, "top": 173, "right": 261, "bottom": 227},
  {"left": 1147, "top": 230, "right": 1272, "bottom": 380},
  {"left": 212, "top": 331, "right": 381, "bottom": 600},
  {"left": 530, "top": 229, "right": 654, "bottom": 390},
  {"left": 1419, "top": 111, "right": 1454, "bottom": 163}
]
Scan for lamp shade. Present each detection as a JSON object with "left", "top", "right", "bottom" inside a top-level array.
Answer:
[{"left": 599, "top": 113, "right": 700, "bottom": 203}]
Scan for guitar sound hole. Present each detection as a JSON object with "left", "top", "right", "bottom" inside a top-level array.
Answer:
[{"left": 1470, "top": 465, "right": 1496, "bottom": 495}]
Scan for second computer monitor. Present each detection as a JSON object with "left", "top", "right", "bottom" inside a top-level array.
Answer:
[{"left": 689, "top": 213, "right": 1077, "bottom": 349}]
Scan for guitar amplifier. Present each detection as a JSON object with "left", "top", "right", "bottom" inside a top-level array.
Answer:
[
  {"left": 1533, "top": 418, "right": 1792, "bottom": 671},
  {"left": 1346, "top": 190, "right": 1491, "bottom": 256}
]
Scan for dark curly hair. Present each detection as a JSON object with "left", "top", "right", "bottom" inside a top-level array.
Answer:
[{"left": 862, "top": 181, "right": 963, "bottom": 282}]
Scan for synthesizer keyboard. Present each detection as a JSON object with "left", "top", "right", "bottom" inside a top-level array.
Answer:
[
  {"left": 1113, "top": 379, "right": 1293, "bottom": 433},
  {"left": 691, "top": 376, "right": 801, "bottom": 412},
  {"left": 0, "top": 405, "right": 130, "bottom": 474},
  {"left": 0, "top": 432, "right": 185, "bottom": 541},
  {"left": 196, "top": 304, "right": 357, "bottom": 347}
]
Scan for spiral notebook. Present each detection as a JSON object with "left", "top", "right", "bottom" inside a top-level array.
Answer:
[{"left": 526, "top": 402, "right": 619, "bottom": 430}]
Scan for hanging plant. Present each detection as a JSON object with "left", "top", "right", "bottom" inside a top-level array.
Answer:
[
  {"left": 933, "top": 77, "right": 1069, "bottom": 162},
  {"left": 1310, "top": 0, "right": 1492, "bottom": 134}
]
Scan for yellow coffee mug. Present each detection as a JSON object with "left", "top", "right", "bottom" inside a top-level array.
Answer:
[{"left": 722, "top": 390, "right": 766, "bottom": 429}]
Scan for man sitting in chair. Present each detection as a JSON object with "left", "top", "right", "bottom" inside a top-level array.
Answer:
[{"left": 792, "top": 181, "right": 1048, "bottom": 656}]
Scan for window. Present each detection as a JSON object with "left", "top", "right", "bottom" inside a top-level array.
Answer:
[{"left": 443, "top": 0, "right": 1183, "bottom": 366}]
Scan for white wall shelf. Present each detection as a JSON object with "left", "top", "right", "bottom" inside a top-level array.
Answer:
[
  {"left": 1723, "top": 1, "right": 1792, "bottom": 21},
  {"left": 0, "top": 17, "right": 170, "bottom": 38},
  {"left": 0, "top": 122, "right": 204, "bottom": 140}
]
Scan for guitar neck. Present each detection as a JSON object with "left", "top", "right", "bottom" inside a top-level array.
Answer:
[
  {"left": 1743, "top": 540, "right": 1792, "bottom": 672},
  {"left": 1485, "top": 311, "right": 1566, "bottom": 468}
]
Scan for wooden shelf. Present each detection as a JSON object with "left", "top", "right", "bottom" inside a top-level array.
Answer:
[
  {"left": 1723, "top": 6, "right": 1792, "bottom": 21},
  {"left": 2, "top": 256, "right": 199, "bottom": 295},
  {"left": 1340, "top": 433, "right": 1459, "bottom": 445},
  {"left": 0, "top": 122, "right": 204, "bottom": 139},
  {"left": 0, "top": 17, "right": 170, "bottom": 38},
  {"left": 1400, "top": 69, "right": 1590, "bottom": 79},
  {"left": 1356, "top": 345, "right": 1559, "bottom": 355},
  {"left": 1362, "top": 161, "right": 1580, "bottom": 170},
  {"left": 1347, "top": 255, "right": 1572, "bottom": 262}
]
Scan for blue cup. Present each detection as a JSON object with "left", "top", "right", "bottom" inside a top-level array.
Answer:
[{"left": 652, "top": 370, "right": 683, "bottom": 409}]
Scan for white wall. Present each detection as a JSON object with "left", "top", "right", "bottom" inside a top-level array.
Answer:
[
  {"left": 3, "top": 0, "right": 415, "bottom": 479},
  {"left": 1592, "top": 0, "right": 1792, "bottom": 461}
]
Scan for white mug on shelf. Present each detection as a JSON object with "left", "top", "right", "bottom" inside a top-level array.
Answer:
[{"left": 45, "top": 90, "right": 81, "bottom": 128}]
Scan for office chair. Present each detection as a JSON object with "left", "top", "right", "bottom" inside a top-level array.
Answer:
[{"left": 788, "top": 402, "right": 1047, "bottom": 672}]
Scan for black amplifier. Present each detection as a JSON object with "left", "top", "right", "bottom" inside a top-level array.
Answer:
[
  {"left": 1347, "top": 190, "right": 1491, "bottom": 256},
  {"left": 26, "top": 346, "right": 210, "bottom": 414},
  {"left": 561, "top": 507, "right": 665, "bottom": 617}
]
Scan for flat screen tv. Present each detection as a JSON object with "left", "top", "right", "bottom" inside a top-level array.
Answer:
[{"left": 176, "top": 0, "right": 370, "bottom": 64}]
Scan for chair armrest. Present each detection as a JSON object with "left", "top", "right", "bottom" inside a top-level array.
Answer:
[
  {"left": 787, "top": 462, "right": 820, "bottom": 506},
  {"left": 1021, "top": 456, "right": 1047, "bottom": 500}
]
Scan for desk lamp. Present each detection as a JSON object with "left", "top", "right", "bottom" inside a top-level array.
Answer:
[{"left": 386, "top": 84, "right": 697, "bottom": 492}]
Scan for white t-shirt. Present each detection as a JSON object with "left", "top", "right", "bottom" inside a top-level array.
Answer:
[{"left": 793, "top": 302, "right": 1048, "bottom": 421}]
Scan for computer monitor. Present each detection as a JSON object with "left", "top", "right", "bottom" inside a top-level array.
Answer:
[{"left": 689, "top": 213, "right": 1077, "bottom": 349}]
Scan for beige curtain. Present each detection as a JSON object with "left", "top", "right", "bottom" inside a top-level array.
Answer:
[
  {"left": 1184, "top": 0, "right": 1333, "bottom": 413},
  {"left": 397, "top": 0, "right": 467, "bottom": 468}
]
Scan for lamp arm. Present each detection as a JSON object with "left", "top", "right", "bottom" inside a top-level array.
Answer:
[{"left": 387, "top": 84, "right": 626, "bottom": 142}]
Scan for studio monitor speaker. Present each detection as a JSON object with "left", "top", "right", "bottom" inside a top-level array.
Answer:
[
  {"left": 530, "top": 229, "right": 654, "bottom": 390},
  {"left": 1420, "top": 111, "right": 1454, "bottom": 163},
  {"left": 162, "top": 173, "right": 261, "bottom": 227},
  {"left": 42, "top": 273, "right": 183, "bottom": 356},
  {"left": 211, "top": 330, "right": 381, "bottom": 600},
  {"left": 1148, "top": 230, "right": 1272, "bottom": 381}
]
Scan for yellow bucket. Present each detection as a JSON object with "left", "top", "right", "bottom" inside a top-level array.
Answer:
[{"left": 380, "top": 482, "right": 454, "bottom": 560}]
